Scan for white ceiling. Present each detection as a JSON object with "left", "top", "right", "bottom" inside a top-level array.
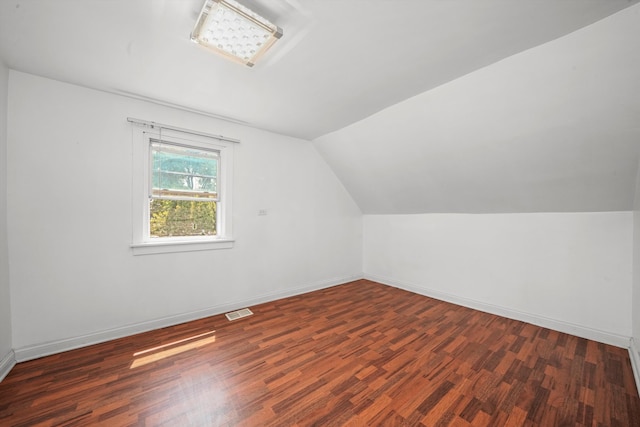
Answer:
[
  {"left": 315, "top": 3, "right": 640, "bottom": 213},
  {"left": 0, "top": 0, "right": 637, "bottom": 140}
]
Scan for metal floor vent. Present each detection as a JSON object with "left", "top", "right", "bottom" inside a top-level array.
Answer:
[{"left": 225, "top": 308, "right": 253, "bottom": 321}]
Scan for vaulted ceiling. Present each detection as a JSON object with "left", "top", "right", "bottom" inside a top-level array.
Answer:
[
  {"left": 1, "top": 0, "right": 639, "bottom": 213},
  {"left": 314, "top": 4, "right": 640, "bottom": 213}
]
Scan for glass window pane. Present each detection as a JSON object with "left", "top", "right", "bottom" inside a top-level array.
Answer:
[
  {"left": 151, "top": 141, "right": 218, "bottom": 199},
  {"left": 149, "top": 199, "right": 217, "bottom": 237}
]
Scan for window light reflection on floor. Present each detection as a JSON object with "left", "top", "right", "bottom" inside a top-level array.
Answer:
[
  {"left": 191, "top": 0, "right": 283, "bottom": 67},
  {"left": 130, "top": 330, "right": 216, "bottom": 369}
]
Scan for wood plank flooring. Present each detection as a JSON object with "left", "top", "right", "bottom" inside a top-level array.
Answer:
[{"left": 1, "top": 279, "right": 639, "bottom": 426}]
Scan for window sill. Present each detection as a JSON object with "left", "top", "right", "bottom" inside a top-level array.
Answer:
[{"left": 131, "top": 238, "right": 234, "bottom": 256}]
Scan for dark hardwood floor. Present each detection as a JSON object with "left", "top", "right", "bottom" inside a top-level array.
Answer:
[{"left": 1, "top": 279, "right": 639, "bottom": 426}]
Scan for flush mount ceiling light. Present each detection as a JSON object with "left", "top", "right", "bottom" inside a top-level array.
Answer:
[{"left": 191, "top": 0, "right": 283, "bottom": 67}]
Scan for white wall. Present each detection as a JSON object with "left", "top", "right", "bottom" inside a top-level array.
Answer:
[
  {"left": 0, "top": 62, "right": 13, "bottom": 377},
  {"left": 6, "top": 71, "right": 362, "bottom": 357},
  {"left": 632, "top": 164, "right": 640, "bottom": 359},
  {"left": 364, "top": 212, "right": 633, "bottom": 346}
]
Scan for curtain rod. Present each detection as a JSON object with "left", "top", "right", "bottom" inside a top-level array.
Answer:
[{"left": 127, "top": 117, "right": 240, "bottom": 144}]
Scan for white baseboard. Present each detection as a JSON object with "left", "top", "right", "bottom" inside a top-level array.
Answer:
[
  {"left": 629, "top": 338, "right": 640, "bottom": 397},
  {"left": 14, "top": 274, "right": 363, "bottom": 362},
  {"left": 365, "top": 273, "right": 631, "bottom": 348},
  {"left": 0, "top": 349, "right": 16, "bottom": 383}
]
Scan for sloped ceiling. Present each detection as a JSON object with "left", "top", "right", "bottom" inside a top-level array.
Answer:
[
  {"left": 315, "top": 4, "right": 640, "bottom": 213},
  {"left": 0, "top": 1, "right": 639, "bottom": 214},
  {"left": 0, "top": 0, "right": 636, "bottom": 141}
]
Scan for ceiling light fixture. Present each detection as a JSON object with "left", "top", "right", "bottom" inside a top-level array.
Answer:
[{"left": 191, "top": 0, "right": 283, "bottom": 67}]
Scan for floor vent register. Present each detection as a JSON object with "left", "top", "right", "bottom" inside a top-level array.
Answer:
[{"left": 225, "top": 308, "right": 253, "bottom": 321}]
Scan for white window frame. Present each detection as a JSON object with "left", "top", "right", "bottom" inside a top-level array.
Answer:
[{"left": 131, "top": 125, "right": 235, "bottom": 255}]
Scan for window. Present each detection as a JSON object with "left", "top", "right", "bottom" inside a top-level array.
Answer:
[
  {"left": 130, "top": 119, "right": 235, "bottom": 255},
  {"left": 149, "top": 141, "right": 218, "bottom": 238}
]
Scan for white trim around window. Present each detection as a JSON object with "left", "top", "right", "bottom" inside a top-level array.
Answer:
[{"left": 130, "top": 124, "right": 235, "bottom": 255}]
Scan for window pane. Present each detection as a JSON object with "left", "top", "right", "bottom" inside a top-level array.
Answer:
[
  {"left": 151, "top": 141, "right": 218, "bottom": 199},
  {"left": 149, "top": 199, "right": 217, "bottom": 237}
]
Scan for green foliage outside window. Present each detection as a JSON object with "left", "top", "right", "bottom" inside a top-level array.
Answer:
[{"left": 150, "top": 199, "right": 217, "bottom": 237}]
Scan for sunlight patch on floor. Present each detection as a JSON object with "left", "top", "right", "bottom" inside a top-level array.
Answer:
[{"left": 130, "top": 330, "right": 216, "bottom": 369}]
